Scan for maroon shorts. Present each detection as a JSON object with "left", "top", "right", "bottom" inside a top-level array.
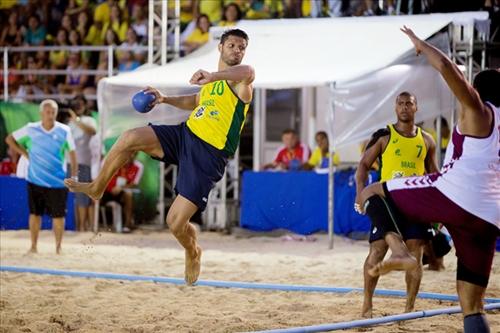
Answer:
[{"left": 384, "top": 176, "right": 499, "bottom": 283}]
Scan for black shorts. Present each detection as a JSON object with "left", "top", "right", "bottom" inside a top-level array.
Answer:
[
  {"left": 149, "top": 122, "right": 228, "bottom": 210},
  {"left": 101, "top": 191, "right": 126, "bottom": 205},
  {"left": 369, "top": 191, "right": 432, "bottom": 243},
  {"left": 369, "top": 220, "right": 433, "bottom": 243},
  {"left": 27, "top": 182, "right": 68, "bottom": 218}
]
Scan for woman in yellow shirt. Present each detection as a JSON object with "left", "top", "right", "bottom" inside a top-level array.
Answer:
[
  {"left": 49, "top": 29, "right": 69, "bottom": 69},
  {"left": 106, "top": 4, "right": 128, "bottom": 43},
  {"left": 303, "top": 131, "right": 340, "bottom": 170},
  {"left": 218, "top": 3, "right": 242, "bottom": 27},
  {"left": 183, "top": 14, "right": 211, "bottom": 54}
]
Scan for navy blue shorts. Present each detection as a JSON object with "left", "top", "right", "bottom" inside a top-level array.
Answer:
[{"left": 149, "top": 122, "right": 228, "bottom": 210}]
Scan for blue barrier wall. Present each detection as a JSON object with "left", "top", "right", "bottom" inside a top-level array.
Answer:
[
  {"left": 0, "top": 176, "right": 75, "bottom": 230},
  {"left": 241, "top": 170, "right": 378, "bottom": 236}
]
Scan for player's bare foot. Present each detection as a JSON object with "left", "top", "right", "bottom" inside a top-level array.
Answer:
[
  {"left": 185, "top": 246, "right": 202, "bottom": 285},
  {"left": 405, "top": 305, "right": 415, "bottom": 313},
  {"left": 56, "top": 246, "right": 62, "bottom": 255},
  {"left": 25, "top": 248, "right": 37, "bottom": 255},
  {"left": 64, "top": 178, "right": 102, "bottom": 200},
  {"left": 361, "top": 304, "right": 373, "bottom": 318},
  {"left": 368, "top": 254, "right": 417, "bottom": 277}
]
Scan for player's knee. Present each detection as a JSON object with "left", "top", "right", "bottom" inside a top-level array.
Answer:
[
  {"left": 120, "top": 129, "right": 142, "bottom": 149},
  {"left": 166, "top": 212, "right": 184, "bottom": 236},
  {"left": 360, "top": 183, "right": 385, "bottom": 204}
]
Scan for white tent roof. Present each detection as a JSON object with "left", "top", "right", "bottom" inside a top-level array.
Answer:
[{"left": 102, "top": 12, "right": 487, "bottom": 90}]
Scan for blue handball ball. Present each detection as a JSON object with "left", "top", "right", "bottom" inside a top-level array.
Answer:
[{"left": 132, "top": 91, "right": 156, "bottom": 113}]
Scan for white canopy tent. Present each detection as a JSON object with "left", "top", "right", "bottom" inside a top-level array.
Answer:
[{"left": 96, "top": 12, "right": 488, "bottom": 236}]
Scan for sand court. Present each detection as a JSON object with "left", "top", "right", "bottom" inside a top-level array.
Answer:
[{"left": 1, "top": 230, "right": 499, "bottom": 332}]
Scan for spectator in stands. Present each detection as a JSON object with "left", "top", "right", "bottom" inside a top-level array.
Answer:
[
  {"left": 245, "top": 0, "right": 275, "bottom": 19},
  {"left": 68, "top": 94, "right": 97, "bottom": 231},
  {"left": 178, "top": 0, "right": 196, "bottom": 31},
  {"left": 24, "top": 14, "right": 46, "bottom": 45},
  {"left": 94, "top": 0, "right": 114, "bottom": 25},
  {"left": 5, "top": 99, "right": 77, "bottom": 254},
  {"left": 69, "top": 29, "right": 90, "bottom": 65},
  {"left": 24, "top": 55, "right": 50, "bottom": 98},
  {"left": 58, "top": 52, "right": 89, "bottom": 94},
  {"left": 0, "top": 147, "right": 18, "bottom": 176},
  {"left": 264, "top": 129, "right": 310, "bottom": 170},
  {"left": 183, "top": 14, "right": 211, "bottom": 54},
  {"left": 61, "top": 14, "right": 73, "bottom": 32},
  {"left": 85, "top": 19, "right": 106, "bottom": 45},
  {"left": 131, "top": 4, "right": 148, "bottom": 42},
  {"left": 117, "top": 50, "right": 140, "bottom": 73},
  {"left": 219, "top": 3, "right": 242, "bottom": 27},
  {"left": 107, "top": 4, "right": 128, "bottom": 43},
  {"left": 49, "top": 28, "right": 70, "bottom": 71},
  {"left": 119, "top": 27, "right": 145, "bottom": 63},
  {"left": 76, "top": 11, "right": 91, "bottom": 43},
  {"left": 1, "top": 11, "right": 22, "bottom": 46},
  {"left": 196, "top": 0, "right": 223, "bottom": 24},
  {"left": 0, "top": 55, "right": 22, "bottom": 100},
  {"left": 282, "top": 0, "right": 303, "bottom": 18},
  {"left": 101, "top": 154, "right": 144, "bottom": 233},
  {"left": 104, "top": 28, "right": 120, "bottom": 47},
  {"left": 65, "top": 0, "right": 90, "bottom": 19},
  {"left": 302, "top": 131, "right": 340, "bottom": 170}
]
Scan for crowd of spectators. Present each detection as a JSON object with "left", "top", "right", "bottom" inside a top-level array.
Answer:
[{"left": 0, "top": 0, "right": 497, "bottom": 105}]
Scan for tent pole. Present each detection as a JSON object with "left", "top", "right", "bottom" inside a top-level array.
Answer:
[
  {"left": 147, "top": 0, "right": 154, "bottom": 65},
  {"left": 253, "top": 89, "right": 262, "bottom": 171},
  {"left": 159, "top": 162, "right": 165, "bottom": 225},
  {"left": 161, "top": 0, "right": 167, "bottom": 65},
  {"left": 328, "top": 82, "right": 336, "bottom": 250}
]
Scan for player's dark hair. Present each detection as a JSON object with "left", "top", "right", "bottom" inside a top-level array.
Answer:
[
  {"left": 473, "top": 69, "right": 500, "bottom": 107},
  {"left": 220, "top": 29, "right": 248, "bottom": 45},
  {"left": 396, "top": 91, "right": 417, "bottom": 105},
  {"left": 282, "top": 128, "right": 296, "bottom": 136},
  {"left": 316, "top": 131, "right": 328, "bottom": 139},
  {"left": 222, "top": 3, "right": 243, "bottom": 21}
]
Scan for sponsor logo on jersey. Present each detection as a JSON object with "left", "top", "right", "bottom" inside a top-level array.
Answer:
[{"left": 194, "top": 106, "right": 205, "bottom": 118}]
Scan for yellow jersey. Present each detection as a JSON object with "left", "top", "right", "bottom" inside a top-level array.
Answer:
[
  {"left": 187, "top": 80, "right": 250, "bottom": 155},
  {"left": 380, "top": 124, "right": 427, "bottom": 181},
  {"left": 308, "top": 147, "right": 340, "bottom": 168}
]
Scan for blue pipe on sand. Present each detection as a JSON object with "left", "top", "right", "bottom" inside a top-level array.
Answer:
[
  {"left": 249, "top": 302, "right": 500, "bottom": 333},
  {"left": 1, "top": 266, "right": 499, "bottom": 305}
]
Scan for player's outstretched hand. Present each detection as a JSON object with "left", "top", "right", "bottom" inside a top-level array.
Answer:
[
  {"left": 190, "top": 69, "right": 213, "bottom": 85},
  {"left": 401, "top": 25, "right": 422, "bottom": 56},
  {"left": 143, "top": 86, "right": 164, "bottom": 106}
]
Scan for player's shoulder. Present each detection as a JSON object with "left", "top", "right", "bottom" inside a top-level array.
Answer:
[
  {"left": 25, "top": 121, "right": 41, "bottom": 129},
  {"left": 19, "top": 121, "right": 41, "bottom": 132},
  {"left": 419, "top": 127, "right": 436, "bottom": 144},
  {"left": 55, "top": 121, "right": 72, "bottom": 133}
]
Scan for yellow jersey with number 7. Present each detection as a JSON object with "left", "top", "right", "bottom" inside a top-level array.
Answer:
[
  {"left": 380, "top": 124, "right": 427, "bottom": 181},
  {"left": 187, "top": 80, "right": 250, "bottom": 156}
]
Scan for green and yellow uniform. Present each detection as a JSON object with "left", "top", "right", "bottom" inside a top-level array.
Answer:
[
  {"left": 380, "top": 124, "right": 427, "bottom": 181},
  {"left": 187, "top": 80, "right": 250, "bottom": 156}
]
